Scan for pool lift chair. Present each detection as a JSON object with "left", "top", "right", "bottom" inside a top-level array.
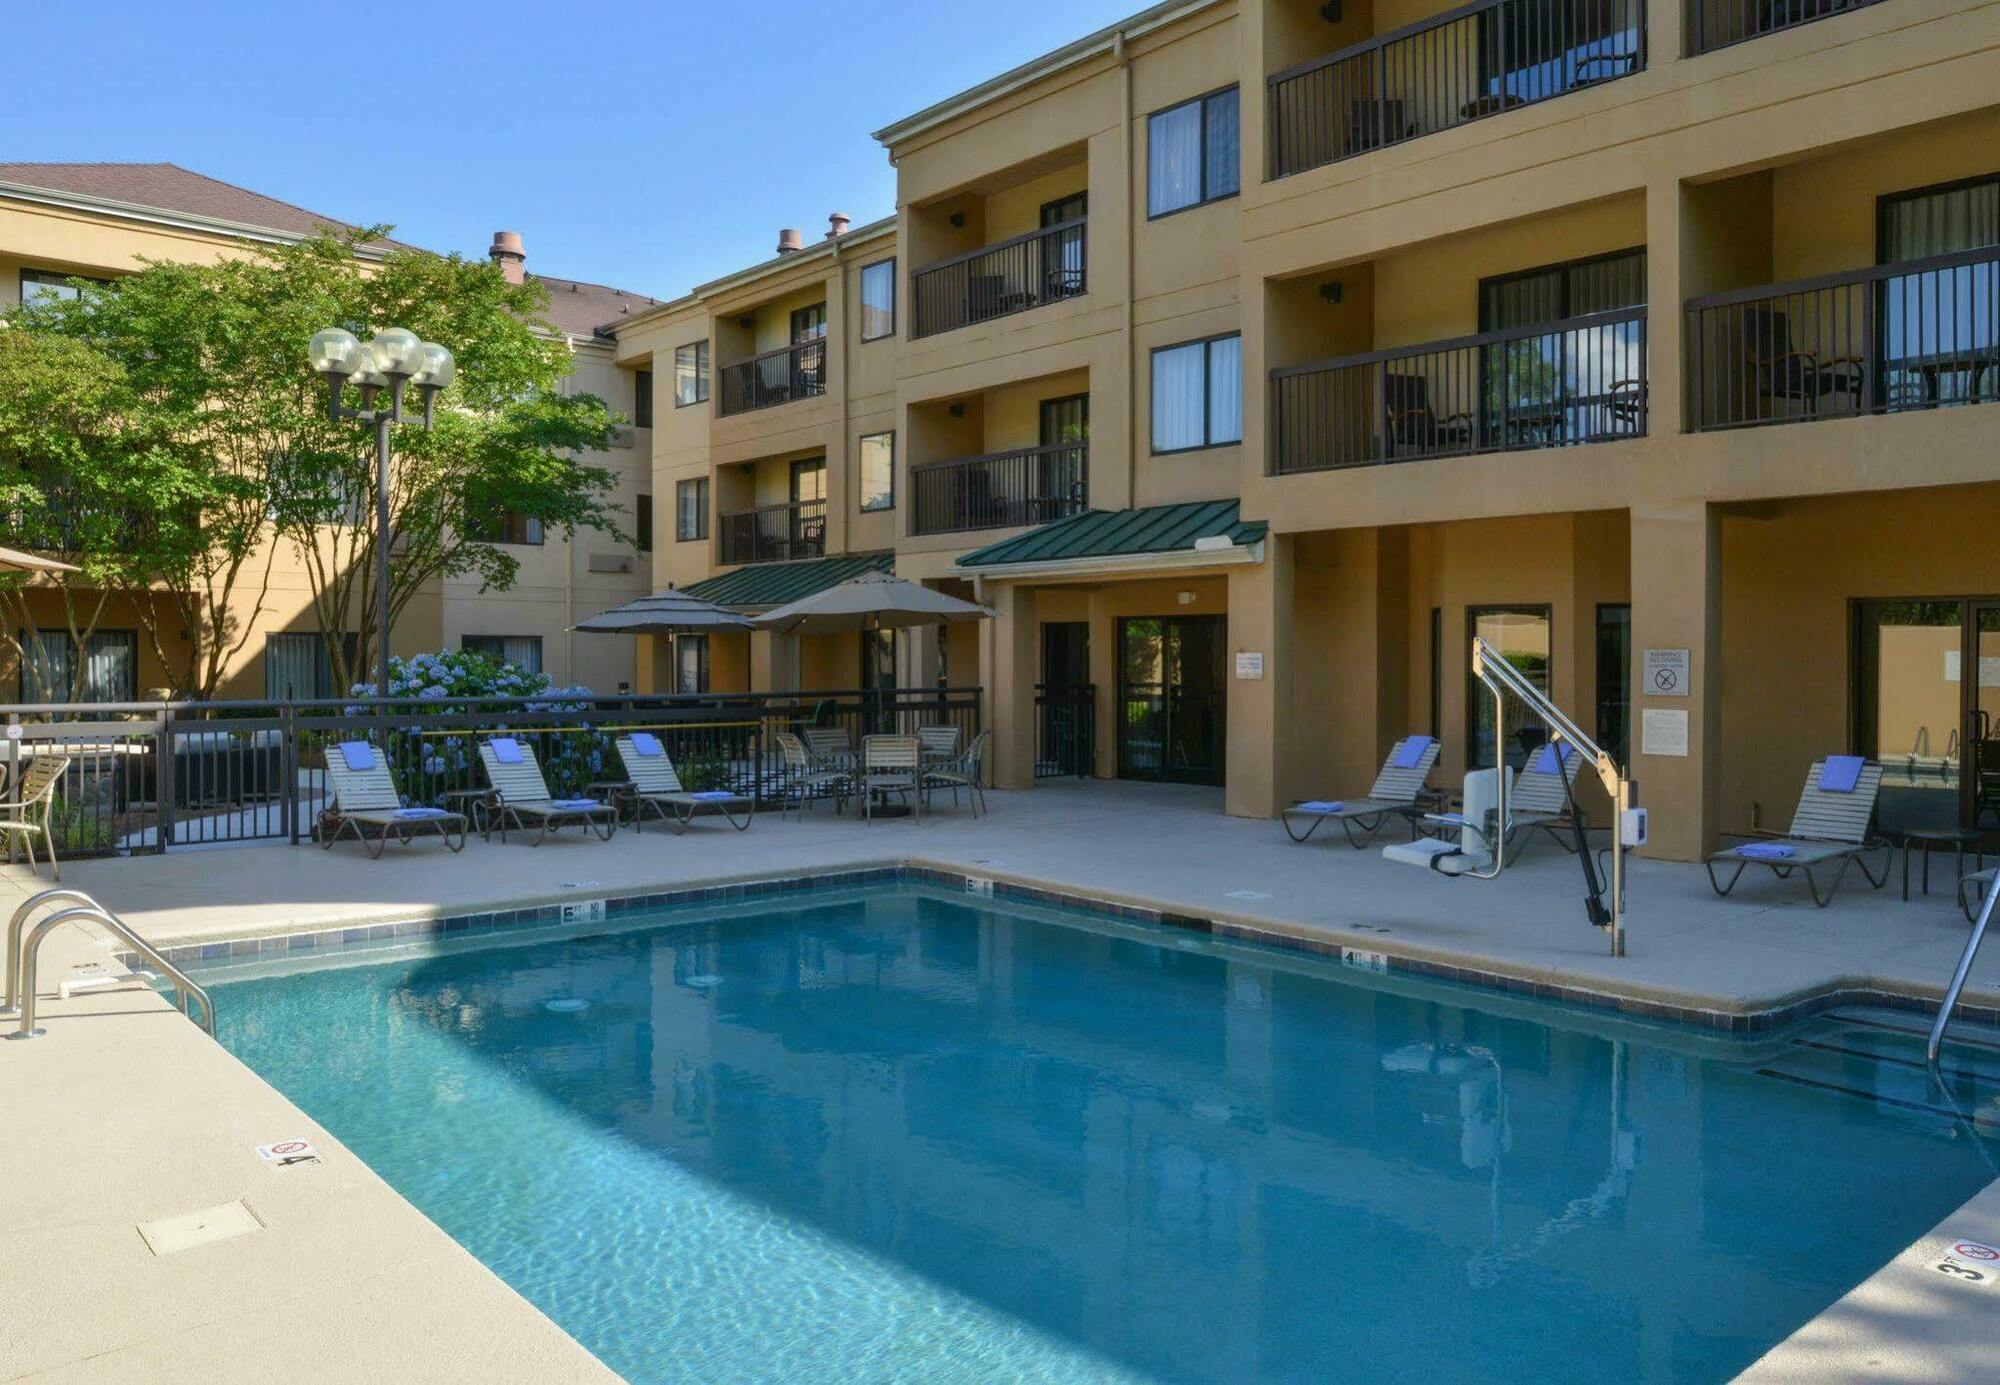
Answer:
[{"left": 1381, "top": 637, "right": 1645, "bottom": 958}]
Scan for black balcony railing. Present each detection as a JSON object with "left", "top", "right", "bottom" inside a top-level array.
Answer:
[
  {"left": 717, "top": 337, "right": 828, "bottom": 417},
  {"left": 1685, "top": 246, "right": 2000, "bottom": 432},
  {"left": 718, "top": 498, "right": 826, "bottom": 566},
  {"left": 911, "top": 218, "right": 1087, "bottom": 339},
  {"left": 909, "top": 443, "right": 1089, "bottom": 536},
  {"left": 1267, "top": 0, "right": 1644, "bottom": 180},
  {"left": 1685, "top": 0, "right": 1881, "bottom": 56},
  {"left": 1270, "top": 308, "right": 1647, "bottom": 473}
]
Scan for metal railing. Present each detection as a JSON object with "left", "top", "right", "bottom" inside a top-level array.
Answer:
[
  {"left": 910, "top": 443, "right": 1089, "bottom": 536},
  {"left": 717, "top": 337, "right": 828, "bottom": 417},
  {"left": 1685, "top": 245, "right": 2000, "bottom": 432},
  {"left": 1270, "top": 307, "right": 1647, "bottom": 473},
  {"left": 1267, "top": 0, "right": 1645, "bottom": 180},
  {"left": 1929, "top": 875, "right": 1998, "bottom": 1067},
  {"left": 1685, "top": 0, "right": 1880, "bottom": 56},
  {"left": 1035, "top": 684, "right": 1096, "bottom": 779},
  {"left": 718, "top": 498, "right": 827, "bottom": 566},
  {"left": 4, "top": 888, "right": 214, "bottom": 1039},
  {"left": 911, "top": 217, "right": 1087, "bottom": 340}
]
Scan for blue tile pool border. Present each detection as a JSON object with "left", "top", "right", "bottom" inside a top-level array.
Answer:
[{"left": 141, "top": 862, "right": 2000, "bottom": 1038}]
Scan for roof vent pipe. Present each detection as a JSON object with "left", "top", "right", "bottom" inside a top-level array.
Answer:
[
  {"left": 827, "top": 212, "right": 851, "bottom": 239},
  {"left": 776, "top": 228, "right": 804, "bottom": 255}
]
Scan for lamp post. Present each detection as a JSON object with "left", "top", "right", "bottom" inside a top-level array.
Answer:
[{"left": 307, "top": 327, "right": 454, "bottom": 701}]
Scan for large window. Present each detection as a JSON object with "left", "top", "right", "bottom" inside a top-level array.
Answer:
[
  {"left": 1467, "top": 606, "right": 1552, "bottom": 771},
  {"left": 468, "top": 509, "right": 543, "bottom": 545},
  {"left": 461, "top": 634, "right": 543, "bottom": 674},
  {"left": 675, "top": 634, "right": 710, "bottom": 695},
  {"left": 674, "top": 340, "right": 709, "bottom": 408},
  {"left": 633, "top": 369, "right": 653, "bottom": 429},
  {"left": 264, "top": 631, "right": 356, "bottom": 700},
  {"left": 1147, "top": 87, "right": 1239, "bottom": 218},
  {"left": 18, "top": 629, "right": 137, "bottom": 703},
  {"left": 1151, "top": 334, "right": 1242, "bottom": 453},
  {"left": 860, "top": 260, "right": 896, "bottom": 342},
  {"left": 1595, "top": 604, "right": 1631, "bottom": 768},
  {"left": 859, "top": 432, "right": 895, "bottom": 512},
  {"left": 676, "top": 477, "right": 709, "bottom": 542},
  {"left": 19, "top": 268, "right": 110, "bottom": 307},
  {"left": 635, "top": 492, "right": 653, "bottom": 552}
]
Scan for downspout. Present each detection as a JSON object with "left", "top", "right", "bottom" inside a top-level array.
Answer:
[{"left": 1116, "top": 30, "right": 1136, "bottom": 509}]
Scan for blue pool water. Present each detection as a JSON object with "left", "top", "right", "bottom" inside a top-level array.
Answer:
[{"left": 203, "top": 885, "right": 2000, "bottom": 1383}]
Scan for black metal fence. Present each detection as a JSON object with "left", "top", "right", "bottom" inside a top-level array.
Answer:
[
  {"left": 1267, "top": 0, "right": 1645, "bottom": 181},
  {"left": 911, "top": 218, "right": 1087, "bottom": 340},
  {"left": 1685, "top": 0, "right": 1879, "bottom": 57},
  {"left": 1035, "top": 684, "right": 1096, "bottom": 779},
  {"left": 718, "top": 498, "right": 827, "bottom": 566},
  {"left": 0, "top": 685, "right": 983, "bottom": 856},
  {"left": 717, "top": 337, "right": 829, "bottom": 417},
  {"left": 1270, "top": 308, "right": 1647, "bottom": 473},
  {"left": 910, "top": 444, "right": 1089, "bottom": 536},
  {"left": 1685, "top": 246, "right": 2000, "bottom": 432}
]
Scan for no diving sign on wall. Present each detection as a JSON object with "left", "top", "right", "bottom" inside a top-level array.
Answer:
[{"left": 1644, "top": 648, "right": 1690, "bottom": 697}]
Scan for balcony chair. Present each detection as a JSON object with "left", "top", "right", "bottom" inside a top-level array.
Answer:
[
  {"left": 1344, "top": 98, "right": 1415, "bottom": 156},
  {"left": 1746, "top": 307, "right": 1863, "bottom": 418},
  {"left": 1382, "top": 374, "right": 1474, "bottom": 459}
]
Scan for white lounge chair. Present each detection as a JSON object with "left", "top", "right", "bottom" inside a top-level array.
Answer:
[
  {"left": 614, "top": 733, "right": 753, "bottom": 832},
  {"left": 1706, "top": 757, "right": 1891, "bottom": 907},
  {"left": 477, "top": 737, "right": 618, "bottom": 845},
  {"left": 319, "top": 740, "right": 466, "bottom": 857},
  {"left": 1282, "top": 736, "right": 1441, "bottom": 846},
  {"left": 1507, "top": 741, "right": 1588, "bottom": 853}
]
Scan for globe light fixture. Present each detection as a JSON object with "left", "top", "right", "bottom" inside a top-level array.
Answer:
[
  {"left": 307, "top": 327, "right": 364, "bottom": 378},
  {"left": 368, "top": 326, "right": 427, "bottom": 380},
  {"left": 411, "top": 342, "right": 456, "bottom": 427}
]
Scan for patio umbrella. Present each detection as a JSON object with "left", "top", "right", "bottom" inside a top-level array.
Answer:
[
  {"left": 572, "top": 588, "right": 754, "bottom": 634},
  {"left": 753, "top": 570, "right": 989, "bottom": 636},
  {"left": 0, "top": 544, "right": 78, "bottom": 575}
]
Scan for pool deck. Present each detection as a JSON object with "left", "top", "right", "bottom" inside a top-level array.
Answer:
[{"left": 6, "top": 778, "right": 1999, "bottom": 1381}]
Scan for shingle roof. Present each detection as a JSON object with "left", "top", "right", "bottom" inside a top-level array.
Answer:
[
  {"left": 0, "top": 161, "right": 394, "bottom": 244},
  {"left": 680, "top": 551, "right": 894, "bottom": 610},
  {"left": 955, "top": 500, "right": 1267, "bottom": 568},
  {"left": 530, "top": 273, "right": 659, "bottom": 338}
]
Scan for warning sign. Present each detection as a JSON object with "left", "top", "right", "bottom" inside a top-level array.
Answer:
[
  {"left": 1643, "top": 648, "right": 1690, "bottom": 697},
  {"left": 256, "top": 1139, "right": 322, "bottom": 1167},
  {"left": 1932, "top": 1237, "right": 2000, "bottom": 1288}
]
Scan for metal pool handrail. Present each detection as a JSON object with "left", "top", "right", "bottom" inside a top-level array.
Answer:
[
  {"left": 3, "top": 888, "right": 214, "bottom": 1041},
  {"left": 1928, "top": 878, "right": 1999, "bottom": 1068}
]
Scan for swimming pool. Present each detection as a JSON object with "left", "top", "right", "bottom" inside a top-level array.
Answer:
[{"left": 201, "top": 883, "right": 2000, "bottom": 1383}]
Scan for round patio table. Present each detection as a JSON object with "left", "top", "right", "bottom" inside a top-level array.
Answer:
[{"left": 1902, "top": 826, "right": 1984, "bottom": 902}]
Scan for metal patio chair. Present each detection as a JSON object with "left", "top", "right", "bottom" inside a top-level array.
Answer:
[{"left": 0, "top": 755, "right": 71, "bottom": 880}]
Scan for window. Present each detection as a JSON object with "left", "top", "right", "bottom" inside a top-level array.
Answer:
[
  {"left": 18, "top": 629, "right": 137, "bottom": 703},
  {"left": 264, "top": 631, "right": 356, "bottom": 700},
  {"left": 19, "top": 268, "right": 110, "bottom": 307},
  {"left": 674, "top": 634, "right": 710, "bottom": 695},
  {"left": 859, "top": 432, "right": 895, "bottom": 512},
  {"left": 633, "top": 370, "right": 653, "bottom": 429},
  {"left": 674, "top": 340, "right": 709, "bottom": 408},
  {"left": 1595, "top": 604, "right": 1631, "bottom": 768},
  {"left": 676, "top": 477, "right": 709, "bottom": 542},
  {"left": 1878, "top": 172, "right": 2000, "bottom": 262},
  {"left": 1151, "top": 334, "right": 1242, "bottom": 453},
  {"left": 860, "top": 260, "right": 896, "bottom": 341},
  {"left": 635, "top": 493, "right": 653, "bottom": 552},
  {"left": 1147, "top": 87, "right": 1239, "bottom": 218},
  {"left": 791, "top": 304, "right": 828, "bottom": 342},
  {"left": 461, "top": 635, "right": 543, "bottom": 674},
  {"left": 468, "top": 509, "right": 543, "bottom": 545},
  {"left": 1467, "top": 606, "right": 1552, "bottom": 771}
]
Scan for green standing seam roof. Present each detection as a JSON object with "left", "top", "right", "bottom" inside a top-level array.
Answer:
[
  {"left": 954, "top": 500, "right": 1267, "bottom": 569},
  {"left": 679, "top": 551, "right": 894, "bottom": 610}
]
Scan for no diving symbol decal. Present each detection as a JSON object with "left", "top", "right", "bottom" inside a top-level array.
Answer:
[
  {"left": 1932, "top": 1238, "right": 2000, "bottom": 1288},
  {"left": 256, "top": 1139, "right": 322, "bottom": 1168},
  {"left": 1645, "top": 649, "right": 1690, "bottom": 698}
]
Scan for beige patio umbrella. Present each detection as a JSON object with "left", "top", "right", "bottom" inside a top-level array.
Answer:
[
  {"left": 753, "top": 570, "right": 989, "bottom": 635},
  {"left": 0, "top": 545, "right": 78, "bottom": 574}
]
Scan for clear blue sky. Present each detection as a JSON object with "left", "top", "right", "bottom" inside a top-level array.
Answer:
[{"left": 4, "top": 1, "right": 1145, "bottom": 301}]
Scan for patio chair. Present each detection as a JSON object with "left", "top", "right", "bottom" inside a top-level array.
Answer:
[
  {"left": 1746, "top": 307, "right": 1863, "bottom": 417},
  {"left": 1705, "top": 756, "right": 1892, "bottom": 907},
  {"left": 923, "top": 730, "right": 991, "bottom": 818},
  {"left": 614, "top": 733, "right": 754, "bottom": 832},
  {"left": 1383, "top": 375, "right": 1473, "bottom": 459},
  {"left": 1282, "top": 736, "right": 1442, "bottom": 847},
  {"left": 477, "top": 738, "right": 618, "bottom": 846},
  {"left": 1506, "top": 741, "right": 1588, "bottom": 854},
  {"left": 916, "top": 725, "right": 961, "bottom": 767},
  {"left": 804, "top": 726, "right": 857, "bottom": 774},
  {"left": 318, "top": 740, "right": 466, "bottom": 858},
  {"left": 773, "top": 731, "right": 850, "bottom": 820},
  {"left": 0, "top": 755, "right": 71, "bottom": 880},
  {"left": 859, "top": 734, "right": 922, "bottom": 824}
]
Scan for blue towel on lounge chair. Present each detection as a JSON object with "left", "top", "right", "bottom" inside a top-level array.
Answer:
[
  {"left": 1391, "top": 735, "right": 1434, "bottom": 770},
  {"left": 630, "top": 732, "right": 664, "bottom": 757},
  {"left": 490, "top": 738, "right": 524, "bottom": 764},
  {"left": 1819, "top": 756, "right": 1864, "bottom": 793},
  {"left": 1735, "top": 841, "right": 1796, "bottom": 861},
  {"left": 394, "top": 806, "right": 450, "bottom": 819},
  {"left": 1530, "top": 742, "right": 1574, "bottom": 776},
  {"left": 690, "top": 790, "right": 737, "bottom": 801},
  {"left": 338, "top": 741, "right": 375, "bottom": 771},
  {"left": 1295, "top": 800, "right": 1345, "bottom": 815},
  {"left": 552, "top": 798, "right": 601, "bottom": 811}
]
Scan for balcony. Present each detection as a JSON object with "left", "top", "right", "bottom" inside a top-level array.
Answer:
[
  {"left": 910, "top": 443, "right": 1089, "bottom": 536},
  {"left": 1686, "top": 0, "right": 1883, "bottom": 56},
  {"left": 1270, "top": 308, "right": 1647, "bottom": 473},
  {"left": 1685, "top": 247, "right": 2000, "bottom": 432},
  {"left": 911, "top": 218, "right": 1086, "bottom": 340},
  {"left": 717, "top": 498, "right": 827, "bottom": 566},
  {"left": 717, "top": 338, "right": 828, "bottom": 418},
  {"left": 1266, "top": 0, "right": 1644, "bottom": 181}
]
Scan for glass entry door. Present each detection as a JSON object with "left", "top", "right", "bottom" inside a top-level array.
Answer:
[
  {"left": 1118, "top": 616, "right": 1226, "bottom": 785},
  {"left": 1855, "top": 599, "right": 2000, "bottom": 835}
]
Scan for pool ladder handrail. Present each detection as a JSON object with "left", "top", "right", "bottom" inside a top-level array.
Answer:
[
  {"left": 1928, "top": 876, "right": 1999, "bottom": 1068},
  {"left": 1, "top": 887, "right": 214, "bottom": 1041}
]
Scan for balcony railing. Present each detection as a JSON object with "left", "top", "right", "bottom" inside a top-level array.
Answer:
[
  {"left": 1270, "top": 307, "right": 1647, "bottom": 473},
  {"left": 717, "top": 337, "right": 828, "bottom": 418},
  {"left": 1267, "top": 0, "right": 1644, "bottom": 180},
  {"left": 1685, "top": 245, "right": 2000, "bottom": 432},
  {"left": 717, "top": 498, "right": 826, "bottom": 566},
  {"left": 909, "top": 443, "right": 1089, "bottom": 536},
  {"left": 911, "top": 217, "right": 1087, "bottom": 340},
  {"left": 1685, "top": 0, "right": 1882, "bottom": 56}
]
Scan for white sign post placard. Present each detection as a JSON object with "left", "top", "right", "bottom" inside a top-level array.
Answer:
[
  {"left": 1644, "top": 648, "right": 1690, "bottom": 698},
  {"left": 1642, "top": 708, "right": 1689, "bottom": 757},
  {"left": 1234, "top": 652, "right": 1264, "bottom": 680}
]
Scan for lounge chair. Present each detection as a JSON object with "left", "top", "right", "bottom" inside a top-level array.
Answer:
[
  {"left": 477, "top": 737, "right": 618, "bottom": 845},
  {"left": 1706, "top": 756, "right": 1891, "bottom": 907},
  {"left": 859, "top": 734, "right": 922, "bottom": 823},
  {"left": 1507, "top": 741, "right": 1588, "bottom": 853},
  {"left": 1282, "top": 736, "right": 1442, "bottom": 846},
  {"left": 923, "top": 729, "right": 991, "bottom": 817},
  {"left": 614, "top": 733, "right": 753, "bottom": 832},
  {"left": 319, "top": 740, "right": 466, "bottom": 858},
  {"left": 773, "top": 732, "right": 850, "bottom": 819},
  {"left": 0, "top": 755, "right": 71, "bottom": 880}
]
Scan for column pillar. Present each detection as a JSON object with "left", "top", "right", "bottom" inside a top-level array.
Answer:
[
  {"left": 1225, "top": 534, "right": 1294, "bottom": 818},
  {"left": 1629, "top": 502, "right": 1722, "bottom": 860},
  {"left": 981, "top": 580, "right": 1038, "bottom": 790},
  {"left": 752, "top": 630, "right": 799, "bottom": 694}
]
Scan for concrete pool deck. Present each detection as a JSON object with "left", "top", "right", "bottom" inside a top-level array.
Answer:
[{"left": 5, "top": 778, "right": 1999, "bottom": 1381}]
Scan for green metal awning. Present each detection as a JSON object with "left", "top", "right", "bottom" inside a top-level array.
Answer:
[
  {"left": 954, "top": 500, "right": 1267, "bottom": 571},
  {"left": 679, "top": 551, "right": 894, "bottom": 611}
]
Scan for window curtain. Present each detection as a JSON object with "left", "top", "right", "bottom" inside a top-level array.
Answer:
[
  {"left": 1148, "top": 103, "right": 1202, "bottom": 217},
  {"left": 1882, "top": 179, "right": 2000, "bottom": 261},
  {"left": 265, "top": 633, "right": 331, "bottom": 700},
  {"left": 675, "top": 635, "right": 709, "bottom": 695},
  {"left": 21, "top": 630, "right": 137, "bottom": 703},
  {"left": 462, "top": 635, "right": 542, "bottom": 674},
  {"left": 1203, "top": 91, "right": 1240, "bottom": 202},
  {"left": 860, "top": 262, "right": 895, "bottom": 340},
  {"left": 1206, "top": 336, "right": 1243, "bottom": 444},
  {"left": 1152, "top": 343, "right": 1207, "bottom": 450}
]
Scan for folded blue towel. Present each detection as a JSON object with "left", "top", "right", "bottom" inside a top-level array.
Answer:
[
  {"left": 630, "top": 732, "right": 664, "bottom": 757},
  {"left": 394, "top": 806, "right": 450, "bottom": 819},
  {"left": 1735, "top": 842, "right": 1796, "bottom": 860},
  {"left": 691, "top": 790, "right": 738, "bottom": 802},
  {"left": 338, "top": 740, "right": 375, "bottom": 772},
  {"left": 1530, "top": 742, "right": 1574, "bottom": 776},
  {"left": 1391, "top": 735, "right": 1435, "bottom": 770},
  {"left": 1295, "top": 800, "right": 1345, "bottom": 815},
  {"left": 1819, "top": 755, "right": 1865, "bottom": 794},
  {"left": 490, "top": 738, "right": 525, "bottom": 765},
  {"left": 552, "top": 798, "right": 602, "bottom": 811}
]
